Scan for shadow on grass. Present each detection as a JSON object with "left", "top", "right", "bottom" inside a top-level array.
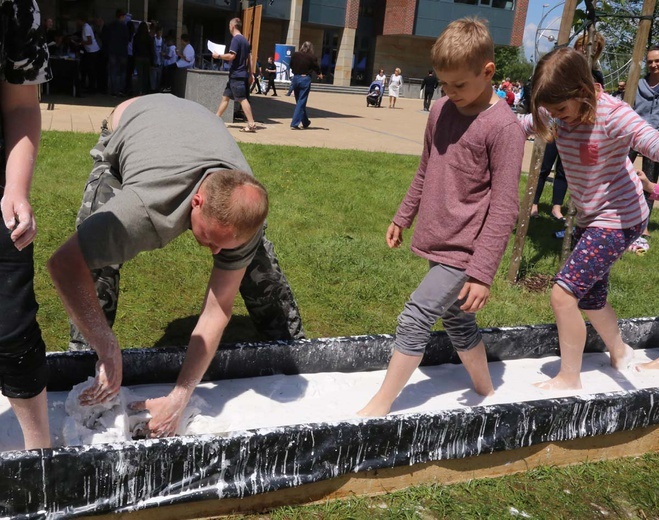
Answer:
[
  {"left": 152, "top": 314, "right": 265, "bottom": 348},
  {"left": 247, "top": 94, "right": 361, "bottom": 126}
]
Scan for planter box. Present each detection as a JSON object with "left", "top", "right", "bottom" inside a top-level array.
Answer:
[{"left": 1, "top": 317, "right": 658, "bottom": 518}]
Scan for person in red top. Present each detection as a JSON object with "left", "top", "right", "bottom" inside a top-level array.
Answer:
[
  {"left": 504, "top": 85, "right": 515, "bottom": 108},
  {"left": 358, "top": 17, "right": 524, "bottom": 417}
]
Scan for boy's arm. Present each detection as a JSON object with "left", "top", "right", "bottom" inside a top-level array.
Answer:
[
  {"left": 0, "top": 82, "right": 40, "bottom": 250},
  {"left": 392, "top": 108, "right": 436, "bottom": 228},
  {"left": 465, "top": 122, "right": 525, "bottom": 287}
]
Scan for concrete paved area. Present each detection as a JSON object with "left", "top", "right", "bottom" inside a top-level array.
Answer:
[{"left": 40, "top": 91, "right": 536, "bottom": 171}]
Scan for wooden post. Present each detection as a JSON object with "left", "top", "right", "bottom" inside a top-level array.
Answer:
[
  {"left": 243, "top": 4, "right": 263, "bottom": 73},
  {"left": 624, "top": 0, "right": 657, "bottom": 106},
  {"left": 506, "top": 0, "right": 579, "bottom": 283},
  {"left": 507, "top": 137, "right": 546, "bottom": 282}
]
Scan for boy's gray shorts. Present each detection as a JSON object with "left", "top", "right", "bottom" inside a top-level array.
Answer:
[{"left": 395, "top": 262, "right": 482, "bottom": 355}]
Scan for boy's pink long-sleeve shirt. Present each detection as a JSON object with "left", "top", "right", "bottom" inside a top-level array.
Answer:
[{"left": 394, "top": 97, "right": 525, "bottom": 286}]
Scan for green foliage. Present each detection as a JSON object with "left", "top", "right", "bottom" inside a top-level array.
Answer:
[{"left": 494, "top": 45, "right": 534, "bottom": 83}]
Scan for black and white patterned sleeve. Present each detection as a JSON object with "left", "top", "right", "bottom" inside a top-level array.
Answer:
[{"left": 1, "top": 0, "right": 50, "bottom": 85}]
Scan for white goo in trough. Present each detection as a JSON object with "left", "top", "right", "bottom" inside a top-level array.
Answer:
[{"left": 0, "top": 349, "right": 657, "bottom": 452}]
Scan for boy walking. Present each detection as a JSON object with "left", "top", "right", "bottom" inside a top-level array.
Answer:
[{"left": 359, "top": 18, "right": 525, "bottom": 416}]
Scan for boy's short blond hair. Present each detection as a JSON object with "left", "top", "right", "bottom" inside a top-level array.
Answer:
[{"left": 431, "top": 17, "right": 494, "bottom": 74}]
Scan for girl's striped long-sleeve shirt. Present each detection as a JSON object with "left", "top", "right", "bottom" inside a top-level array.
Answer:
[{"left": 521, "top": 91, "right": 654, "bottom": 229}]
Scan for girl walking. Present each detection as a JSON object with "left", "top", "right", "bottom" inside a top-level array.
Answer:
[{"left": 521, "top": 47, "right": 655, "bottom": 390}]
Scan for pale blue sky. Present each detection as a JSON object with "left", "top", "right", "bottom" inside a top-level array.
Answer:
[{"left": 522, "top": 0, "right": 567, "bottom": 61}]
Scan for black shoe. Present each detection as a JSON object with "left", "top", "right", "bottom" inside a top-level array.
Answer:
[
  {"left": 272, "top": 94, "right": 278, "bottom": 97},
  {"left": 303, "top": 120, "right": 311, "bottom": 129}
]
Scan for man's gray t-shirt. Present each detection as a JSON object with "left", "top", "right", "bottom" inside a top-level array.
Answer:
[{"left": 77, "top": 94, "right": 261, "bottom": 271}]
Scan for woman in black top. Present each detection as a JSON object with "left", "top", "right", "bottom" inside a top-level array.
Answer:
[{"left": 289, "top": 41, "right": 322, "bottom": 129}]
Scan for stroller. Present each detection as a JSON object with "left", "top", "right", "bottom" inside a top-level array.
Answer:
[{"left": 366, "top": 81, "right": 383, "bottom": 107}]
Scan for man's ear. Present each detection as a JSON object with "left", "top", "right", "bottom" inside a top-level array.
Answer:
[
  {"left": 191, "top": 192, "right": 203, "bottom": 210},
  {"left": 484, "top": 62, "right": 495, "bottom": 80}
]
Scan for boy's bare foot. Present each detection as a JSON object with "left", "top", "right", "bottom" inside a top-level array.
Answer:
[
  {"left": 635, "top": 358, "right": 659, "bottom": 371},
  {"left": 534, "top": 373, "right": 582, "bottom": 391},
  {"left": 610, "top": 343, "right": 634, "bottom": 370}
]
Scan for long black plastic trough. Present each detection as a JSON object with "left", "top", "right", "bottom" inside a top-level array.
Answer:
[{"left": 1, "top": 317, "right": 658, "bottom": 518}]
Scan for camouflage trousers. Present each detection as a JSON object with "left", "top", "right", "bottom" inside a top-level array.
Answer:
[{"left": 69, "top": 123, "right": 304, "bottom": 350}]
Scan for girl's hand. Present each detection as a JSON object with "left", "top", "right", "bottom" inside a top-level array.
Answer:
[
  {"left": 636, "top": 170, "right": 654, "bottom": 192},
  {"left": 1, "top": 195, "right": 36, "bottom": 250}
]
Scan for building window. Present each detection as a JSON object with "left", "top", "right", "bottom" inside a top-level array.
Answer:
[{"left": 454, "top": 0, "right": 514, "bottom": 9}]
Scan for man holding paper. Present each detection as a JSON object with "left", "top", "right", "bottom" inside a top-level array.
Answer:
[{"left": 212, "top": 18, "right": 257, "bottom": 133}]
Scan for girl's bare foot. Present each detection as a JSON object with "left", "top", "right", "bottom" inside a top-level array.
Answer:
[
  {"left": 534, "top": 373, "right": 582, "bottom": 391},
  {"left": 635, "top": 358, "right": 659, "bottom": 371}
]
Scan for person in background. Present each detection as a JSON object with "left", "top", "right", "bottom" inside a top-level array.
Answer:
[
  {"left": 214, "top": 18, "right": 257, "bottom": 132},
  {"left": 531, "top": 141, "right": 567, "bottom": 221},
  {"left": 132, "top": 22, "right": 153, "bottom": 95},
  {"left": 375, "top": 68, "right": 387, "bottom": 88},
  {"left": 124, "top": 15, "right": 135, "bottom": 96},
  {"left": 160, "top": 31, "right": 177, "bottom": 92},
  {"left": 104, "top": 9, "right": 129, "bottom": 97},
  {"left": 0, "top": 0, "right": 53, "bottom": 449},
  {"left": 420, "top": 69, "right": 438, "bottom": 111},
  {"left": 176, "top": 33, "right": 195, "bottom": 69},
  {"left": 250, "top": 57, "right": 263, "bottom": 95},
  {"left": 628, "top": 46, "right": 659, "bottom": 252},
  {"left": 150, "top": 24, "right": 163, "bottom": 93},
  {"left": 574, "top": 32, "right": 605, "bottom": 85},
  {"left": 612, "top": 80, "right": 626, "bottom": 100},
  {"left": 264, "top": 56, "right": 277, "bottom": 96},
  {"left": 289, "top": 41, "right": 322, "bottom": 130},
  {"left": 388, "top": 67, "right": 403, "bottom": 108},
  {"left": 78, "top": 15, "right": 101, "bottom": 93}
]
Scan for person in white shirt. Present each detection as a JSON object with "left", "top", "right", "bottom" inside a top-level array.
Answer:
[
  {"left": 176, "top": 33, "right": 195, "bottom": 69},
  {"left": 388, "top": 67, "right": 403, "bottom": 108},
  {"left": 79, "top": 16, "right": 102, "bottom": 92},
  {"left": 375, "top": 68, "right": 387, "bottom": 87},
  {"left": 150, "top": 25, "right": 164, "bottom": 92},
  {"left": 160, "top": 32, "right": 177, "bottom": 92}
]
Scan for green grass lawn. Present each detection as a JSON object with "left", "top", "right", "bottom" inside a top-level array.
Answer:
[
  {"left": 33, "top": 132, "right": 659, "bottom": 349},
  {"left": 31, "top": 131, "right": 659, "bottom": 519}
]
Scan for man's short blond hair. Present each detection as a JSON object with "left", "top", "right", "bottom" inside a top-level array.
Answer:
[
  {"left": 431, "top": 17, "right": 494, "bottom": 74},
  {"left": 201, "top": 170, "right": 268, "bottom": 243}
]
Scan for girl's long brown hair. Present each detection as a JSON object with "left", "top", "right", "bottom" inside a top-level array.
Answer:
[{"left": 531, "top": 47, "right": 597, "bottom": 141}]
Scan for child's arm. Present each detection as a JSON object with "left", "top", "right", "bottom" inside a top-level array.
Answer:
[
  {"left": 391, "top": 106, "right": 436, "bottom": 231},
  {"left": 607, "top": 103, "right": 659, "bottom": 162},
  {"left": 0, "top": 82, "right": 41, "bottom": 251},
  {"left": 637, "top": 170, "right": 659, "bottom": 200},
  {"left": 464, "top": 121, "right": 526, "bottom": 302}
]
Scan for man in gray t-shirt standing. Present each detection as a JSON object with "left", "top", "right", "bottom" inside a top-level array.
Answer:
[{"left": 48, "top": 94, "right": 304, "bottom": 437}]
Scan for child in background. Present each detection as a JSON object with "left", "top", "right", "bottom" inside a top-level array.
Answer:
[
  {"left": 0, "top": 0, "right": 52, "bottom": 449},
  {"left": 520, "top": 47, "right": 656, "bottom": 390},
  {"left": 358, "top": 18, "right": 525, "bottom": 416}
]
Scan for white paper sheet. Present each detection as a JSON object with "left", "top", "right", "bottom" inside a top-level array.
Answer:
[{"left": 207, "top": 40, "right": 226, "bottom": 56}]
